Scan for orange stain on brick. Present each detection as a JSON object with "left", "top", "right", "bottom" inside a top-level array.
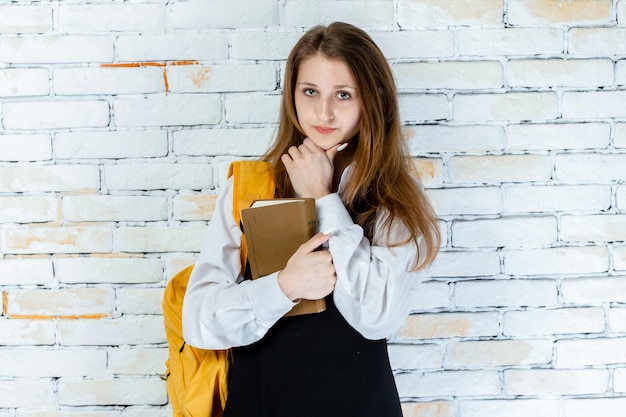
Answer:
[
  {"left": 101, "top": 60, "right": 200, "bottom": 94},
  {"left": 414, "top": 160, "right": 436, "bottom": 181},
  {"left": 7, "top": 313, "right": 108, "bottom": 320},
  {"left": 190, "top": 66, "right": 212, "bottom": 88},
  {"left": 398, "top": 315, "right": 473, "bottom": 339},
  {"left": 526, "top": 0, "right": 611, "bottom": 23}
]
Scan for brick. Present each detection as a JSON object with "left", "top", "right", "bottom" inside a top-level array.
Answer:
[
  {"left": 54, "top": 67, "right": 164, "bottom": 95},
  {"left": 504, "top": 307, "right": 605, "bottom": 337},
  {"left": 452, "top": 216, "right": 557, "bottom": 248},
  {"left": 173, "top": 193, "right": 218, "bottom": 221},
  {"left": 124, "top": 409, "right": 170, "bottom": 417},
  {"left": 170, "top": 0, "right": 279, "bottom": 28},
  {"left": 6, "top": 288, "right": 115, "bottom": 317},
  {"left": 0, "top": 380, "right": 54, "bottom": 408},
  {"left": 63, "top": 195, "right": 168, "bottom": 222},
  {"left": 0, "top": 319, "right": 55, "bottom": 345},
  {"left": 396, "top": 370, "right": 500, "bottom": 398},
  {"left": 165, "top": 256, "right": 196, "bottom": 281},
  {"left": 0, "top": 5, "right": 52, "bottom": 33},
  {"left": 446, "top": 339, "right": 553, "bottom": 368},
  {"left": 394, "top": 61, "right": 503, "bottom": 90},
  {"left": 108, "top": 348, "right": 168, "bottom": 375},
  {"left": 402, "top": 401, "right": 455, "bottom": 417},
  {"left": 57, "top": 377, "right": 166, "bottom": 406},
  {"left": 508, "top": 59, "right": 613, "bottom": 88},
  {"left": 459, "top": 399, "right": 559, "bottom": 417},
  {"left": 20, "top": 411, "right": 120, "bottom": 417},
  {"left": 426, "top": 187, "right": 502, "bottom": 216},
  {"left": 411, "top": 158, "right": 444, "bottom": 187},
  {"left": 397, "top": 0, "right": 503, "bottom": 28},
  {"left": 608, "top": 307, "right": 626, "bottom": 333},
  {"left": 114, "top": 95, "right": 221, "bottom": 127},
  {"left": 455, "top": 279, "right": 557, "bottom": 308},
  {"left": 372, "top": 30, "right": 455, "bottom": 59},
  {"left": 504, "top": 247, "right": 608, "bottom": 276},
  {"left": 0, "top": 349, "right": 106, "bottom": 377},
  {"left": 405, "top": 125, "right": 503, "bottom": 154},
  {"left": 454, "top": 92, "right": 558, "bottom": 122},
  {"left": 55, "top": 257, "right": 163, "bottom": 285},
  {"left": 563, "top": 91, "right": 626, "bottom": 118},
  {"left": 556, "top": 338, "right": 626, "bottom": 367},
  {"left": 55, "top": 130, "right": 168, "bottom": 159},
  {"left": 0, "top": 134, "right": 51, "bottom": 161},
  {"left": 0, "top": 195, "right": 57, "bottom": 223},
  {"left": 615, "top": 247, "right": 626, "bottom": 271},
  {"left": 503, "top": 185, "right": 610, "bottom": 213},
  {"left": 116, "top": 226, "right": 206, "bottom": 253},
  {"left": 398, "top": 94, "right": 449, "bottom": 122},
  {"left": 117, "top": 288, "right": 164, "bottom": 315},
  {"left": 616, "top": 123, "right": 626, "bottom": 148},
  {"left": 167, "top": 64, "right": 276, "bottom": 93},
  {"left": 504, "top": 369, "right": 608, "bottom": 396},
  {"left": 507, "top": 122, "right": 610, "bottom": 151},
  {"left": 116, "top": 34, "right": 228, "bottom": 62},
  {"left": 569, "top": 28, "right": 626, "bottom": 55},
  {"left": 407, "top": 280, "right": 451, "bottom": 311},
  {"left": 556, "top": 153, "right": 626, "bottom": 182},
  {"left": 3, "top": 100, "right": 110, "bottom": 130},
  {"left": 224, "top": 93, "right": 281, "bottom": 124},
  {"left": 508, "top": 0, "right": 612, "bottom": 25},
  {"left": 618, "top": 60, "right": 626, "bottom": 86},
  {"left": 430, "top": 250, "right": 501, "bottom": 277},
  {"left": 458, "top": 28, "right": 563, "bottom": 56},
  {"left": 285, "top": 1, "right": 394, "bottom": 28},
  {"left": 0, "top": 68, "right": 49, "bottom": 97},
  {"left": 0, "top": 164, "right": 99, "bottom": 192},
  {"left": 57, "top": 4, "right": 166, "bottom": 33},
  {"left": 104, "top": 163, "right": 212, "bottom": 191},
  {"left": 562, "top": 277, "right": 626, "bottom": 304},
  {"left": 561, "top": 214, "right": 626, "bottom": 242},
  {"left": 563, "top": 398, "right": 626, "bottom": 417},
  {"left": 57, "top": 316, "right": 165, "bottom": 346},
  {"left": 397, "top": 312, "right": 499, "bottom": 340},
  {"left": 0, "top": 258, "right": 54, "bottom": 286},
  {"left": 0, "top": 36, "right": 114, "bottom": 64},
  {"left": 1, "top": 226, "right": 112, "bottom": 255},
  {"left": 388, "top": 343, "right": 443, "bottom": 370},
  {"left": 173, "top": 128, "right": 275, "bottom": 157},
  {"left": 448, "top": 155, "right": 552, "bottom": 183},
  {"left": 231, "top": 31, "right": 302, "bottom": 60}
]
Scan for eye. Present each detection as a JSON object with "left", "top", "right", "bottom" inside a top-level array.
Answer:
[
  {"left": 303, "top": 88, "right": 317, "bottom": 97},
  {"left": 337, "top": 91, "right": 351, "bottom": 100}
]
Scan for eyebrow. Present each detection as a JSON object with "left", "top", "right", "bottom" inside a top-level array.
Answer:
[{"left": 297, "top": 82, "right": 357, "bottom": 90}]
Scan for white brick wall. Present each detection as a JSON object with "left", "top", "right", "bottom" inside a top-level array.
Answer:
[{"left": 1, "top": 0, "right": 625, "bottom": 415}]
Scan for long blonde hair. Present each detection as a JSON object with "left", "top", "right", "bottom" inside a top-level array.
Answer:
[{"left": 263, "top": 22, "right": 440, "bottom": 270}]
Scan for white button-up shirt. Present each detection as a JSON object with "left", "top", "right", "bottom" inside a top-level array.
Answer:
[{"left": 182, "top": 166, "right": 425, "bottom": 350}]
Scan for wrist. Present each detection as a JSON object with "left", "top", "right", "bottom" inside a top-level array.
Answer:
[{"left": 277, "top": 270, "right": 300, "bottom": 301}]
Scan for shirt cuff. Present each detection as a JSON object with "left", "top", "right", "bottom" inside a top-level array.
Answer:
[
  {"left": 244, "top": 272, "right": 297, "bottom": 324},
  {"left": 316, "top": 193, "right": 354, "bottom": 234}
]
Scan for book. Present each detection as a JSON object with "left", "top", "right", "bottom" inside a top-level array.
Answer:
[{"left": 240, "top": 198, "right": 326, "bottom": 317}]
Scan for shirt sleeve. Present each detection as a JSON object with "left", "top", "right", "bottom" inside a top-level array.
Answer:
[
  {"left": 316, "top": 192, "right": 425, "bottom": 340},
  {"left": 181, "top": 177, "right": 297, "bottom": 350}
]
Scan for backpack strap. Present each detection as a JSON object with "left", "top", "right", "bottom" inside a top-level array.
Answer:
[{"left": 227, "top": 160, "right": 275, "bottom": 272}]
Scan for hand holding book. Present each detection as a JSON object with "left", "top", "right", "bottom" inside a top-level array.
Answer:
[
  {"left": 240, "top": 198, "right": 328, "bottom": 316},
  {"left": 277, "top": 232, "right": 336, "bottom": 302}
]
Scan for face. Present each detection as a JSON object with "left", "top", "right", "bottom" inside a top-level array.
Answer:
[{"left": 294, "top": 54, "right": 362, "bottom": 151}]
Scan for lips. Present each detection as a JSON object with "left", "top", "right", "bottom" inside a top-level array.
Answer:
[{"left": 315, "top": 126, "right": 336, "bottom": 134}]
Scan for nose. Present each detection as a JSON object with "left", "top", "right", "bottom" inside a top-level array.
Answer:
[{"left": 316, "top": 97, "right": 334, "bottom": 123}]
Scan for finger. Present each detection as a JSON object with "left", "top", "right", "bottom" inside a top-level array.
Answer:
[
  {"left": 297, "top": 232, "right": 330, "bottom": 255},
  {"left": 325, "top": 142, "right": 346, "bottom": 164}
]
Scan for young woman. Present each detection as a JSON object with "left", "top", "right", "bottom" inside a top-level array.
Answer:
[{"left": 182, "top": 22, "right": 440, "bottom": 417}]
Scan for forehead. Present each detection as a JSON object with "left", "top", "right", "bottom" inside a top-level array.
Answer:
[{"left": 296, "top": 54, "right": 357, "bottom": 87}]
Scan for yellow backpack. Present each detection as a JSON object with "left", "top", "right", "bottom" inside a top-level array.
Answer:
[{"left": 163, "top": 160, "right": 275, "bottom": 417}]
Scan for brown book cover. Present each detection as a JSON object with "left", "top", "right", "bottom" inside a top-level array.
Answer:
[{"left": 241, "top": 198, "right": 326, "bottom": 317}]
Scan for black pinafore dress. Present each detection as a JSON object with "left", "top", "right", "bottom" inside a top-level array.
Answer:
[{"left": 222, "top": 293, "right": 403, "bottom": 417}]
